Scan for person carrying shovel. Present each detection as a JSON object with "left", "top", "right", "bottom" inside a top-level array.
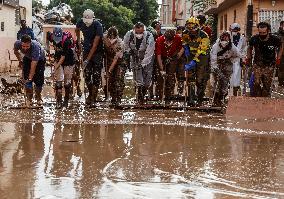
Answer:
[
  {"left": 14, "top": 34, "right": 46, "bottom": 107},
  {"left": 246, "top": 22, "right": 283, "bottom": 97},
  {"left": 156, "top": 29, "right": 183, "bottom": 105}
]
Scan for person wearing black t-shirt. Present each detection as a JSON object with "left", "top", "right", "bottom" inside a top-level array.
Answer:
[
  {"left": 247, "top": 22, "right": 283, "bottom": 97},
  {"left": 46, "top": 27, "right": 75, "bottom": 108},
  {"left": 276, "top": 21, "right": 284, "bottom": 86}
]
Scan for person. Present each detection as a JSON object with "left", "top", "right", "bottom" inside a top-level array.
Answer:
[
  {"left": 103, "top": 27, "right": 125, "bottom": 106},
  {"left": 196, "top": 14, "right": 212, "bottom": 39},
  {"left": 17, "top": 19, "right": 35, "bottom": 41},
  {"left": 76, "top": 9, "right": 104, "bottom": 107},
  {"left": 14, "top": 35, "right": 45, "bottom": 106},
  {"left": 210, "top": 31, "right": 240, "bottom": 106},
  {"left": 123, "top": 22, "right": 155, "bottom": 105},
  {"left": 156, "top": 29, "right": 183, "bottom": 103},
  {"left": 182, "top": 16, "right": 210, "bottom": 106},
  {"left": 46, "top": 27, "right": 76, "bottom": 108},
  {"left": 247, "top": 22, "right": 283, "bottom": 97},
  {"left": 229, "top": 23, "right": 247, "bottom": 96},
  {"left": 276, "top": 21, "right": 284, "bottom": 86}
]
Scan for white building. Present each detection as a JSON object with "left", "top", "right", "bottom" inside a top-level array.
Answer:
[{"left": 0, "top": 0, "right": 32, "bottom": 72}]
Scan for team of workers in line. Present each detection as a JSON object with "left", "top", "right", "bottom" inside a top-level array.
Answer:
[{"left": 13, "top": 9, "right": 284, "bottom": 108}]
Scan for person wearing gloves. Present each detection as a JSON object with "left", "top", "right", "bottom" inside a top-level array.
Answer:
[
  {"left": 229, "top": 23, "right": 247, "bottom": 96},
  {"left": 182, "top": 17, "right": 210, "bottom": 106},
  {"left": 46, "top": 27, "right": 75, "bottom": 109},
  {"left": 123, "top": 22, "right": 155, "bottom": 105},
  {"left": 210, "top": 31, "right": 241, "bottom": 106},
  {"left": 103, "top": 26, "right": 125, "bottom": 107},
  {"left": 75, "top": 9, "right": 104, "bottom": 107},
  {"left": 156, "top": 29, "right": 183, "bottom": 103}
]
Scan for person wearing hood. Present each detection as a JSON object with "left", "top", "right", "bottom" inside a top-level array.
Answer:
[
  {"left": 75, "top": 9, "right": 104, "bottom": 107},
  {"left": 46, "top": 27, "right": 75, "bottom": 109},
  {"left": 229, "top": 23, "right": 247, "bottom": 96},
  {"left": 17, "top": 19, "right": 35, "bottom": 40},
  {"left": 247, "top": 22, "right": 282, "bottom": 97},
  {"left": 103, "top": 26, "right": 125, "bottom": 107},
  {"left": 276, "top": 21, "right": 284, "bottom": 86},
  {"left": 123, "top": 22, "right": 155, "bottom": 105},
  {"left": 210, "top": 31, "right": 240, "bottom": 106}
]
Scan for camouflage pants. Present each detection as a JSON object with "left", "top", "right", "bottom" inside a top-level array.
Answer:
[
  {"left": 195, "top": 55, "right": 210, "bottom": 101},
  {"left": 108, "top": 65, "right": 126, "bottom": 102},
  {"left": 164, "top": 59, "right": 178, "bottom": 99},
  {"left": 214, "top": 60, "right": 233, "bottom": 99},
  {"left": 279, "top": 55, "right": 284, "bottom": 86},
  {"left": 252, "top": 65, "right": 274, "bottom": 97},
  {"left": 83, "top": 53, "right": 103, "bottom": 87}
]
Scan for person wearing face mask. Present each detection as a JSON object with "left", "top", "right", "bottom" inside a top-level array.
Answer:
[
  {"left": 210, "top": 32, "right": 240, "bottom": 107},
  {"left": 182, "top": 17, "right": 210, "bottom": 106},
  {"left": 46, "top": 27, "right": 76, "bottom": 109},
  {"left": 103, "top": 27, "right": 125, "bottom": 107},
  {"left": 17, "top": 19, "right": 35, "bottom": 41},
  {"left": 75, "top": 9, "right": 104, "bottom": 107},
  {"left": 247, "top": 22, "right": 283, "bottom": 97},
  {"left": 156, "top": 29, "right": 183, "bottom": 103},
  {"left": 123, "top": 22, "right": 155, "bottom": 105},
  {"left": 229, "top": 23, "right": 247, "bottom": 96},
  {"left": 276, "top": 21, "right": 284, "bottom": 86},
  {"left": 14, "top": 35, "right": 46, "bottom": 106}
]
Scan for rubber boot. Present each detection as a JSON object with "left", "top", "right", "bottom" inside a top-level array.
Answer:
[
  {"left": 85, "top": 85, "right": 93, "bottom": 105},
  {"left": 35, "top": 87, "right": 43, "bottom": 106},
  {"left": 55, "top": 89, "right": 63, "bottom": 109},
  {"left": 233, "top": 86, "right": 240, "bottom": 96},
  {"left": 137, "top": 86, "right": 144, "bottom": 105},
  {"left": 25, "top": 88, "right": 33, "bottom": 107},
  {"left": 177, "top": 81, "right": 184, "bottom": 96},
  {"left": 63, "top": 84, "right": 71, "bottom": 108},
  {"left": 90, "top": 86, "right": 99, "bottom": 107}
]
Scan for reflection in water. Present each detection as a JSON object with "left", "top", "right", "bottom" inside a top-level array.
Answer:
[{"left": 0, "top": 123, "right": 283, "bottom": 198}]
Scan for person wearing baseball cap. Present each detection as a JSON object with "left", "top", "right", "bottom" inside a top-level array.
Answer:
[{"left": 75, "top": 9, "right": 104, "bottom": 107}]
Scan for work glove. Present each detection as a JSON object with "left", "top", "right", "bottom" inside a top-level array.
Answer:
[
  {"left": 160, "top": 70, "right": 166, "bottom": 77},
  {"left": 184, "top": 60, "right": 197, "bottom": 71},
  {"left": 276, "top": 58, "right": 281, "bottom": 67},
  {"left": 24, "top": 79, "right": 33, "bottom": 89},
  {"left": 183, "top": 45, "right": 190, "bottom": 57}
]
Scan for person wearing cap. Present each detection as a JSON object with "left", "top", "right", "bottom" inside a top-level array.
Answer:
[
  {"left": 229, "top": 23, "right": 247, "bottom": 96},
  {"left": 75, "top": 9, "right": 104, "bottom": 107},
  {"left": 46, "top": 27, "right": 75, "bottom": 109},
  {"left": 276, "top": 21, "right": 284, "bottom": 86},
  {"left": 123, "top": 22, "right": 155, "bottom": 105},
  {"left": 17, "top": 19, "right": 35, "bottom": 41},
  {"left": 14, "top": 35, "right": 46, "bottom": 106},
  {"left": 182, "top": 16, "right": 210, "bottom": 106},
  {"left": 156, "top": 29, "right": 183, "bottom": 103},
  {"left": 210, "top": 32, "right": 240, "bottom": 106}
]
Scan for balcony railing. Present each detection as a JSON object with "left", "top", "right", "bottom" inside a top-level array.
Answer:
[
  {"left": 0, "top": 0, "right": 19, "bottom": 8},
  {"left": 204, "top": 0, "right": 218, "bottom": 15}
]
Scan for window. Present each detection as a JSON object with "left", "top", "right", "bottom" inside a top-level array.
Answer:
[
  {"left": 220, "top": 15, "right": 223, "bottom": 31},
  {"left": 224, "top": 14, "right": 228, "bottom": 30},
  {"left": 1, "top": 22, "right": 4, "bottom": 31},
  {"left": 234, "top": 10, "right": 236, "bottom": 22},
  {"left": 15, "top": 8, "right": 20, "bottom": 25}
]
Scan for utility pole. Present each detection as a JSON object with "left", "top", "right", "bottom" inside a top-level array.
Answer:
[
  {"left": 190, "top": 0, "right": 195, "bottom": 16},
  {"left": 246, "top": 0, "right": 253, "bottom": 38}
]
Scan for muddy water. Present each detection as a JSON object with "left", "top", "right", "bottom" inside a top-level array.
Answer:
[{"left": 0, "top": 121, "right": 283, "bottom": 199}]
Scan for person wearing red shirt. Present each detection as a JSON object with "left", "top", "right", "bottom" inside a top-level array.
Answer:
[{"left": 156, "top": 29, "right": 184, "bottom": 102}]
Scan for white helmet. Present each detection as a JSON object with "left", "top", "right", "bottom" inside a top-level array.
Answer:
[{"left": 230, "top": 23, "right": 241, "bottom": 31}]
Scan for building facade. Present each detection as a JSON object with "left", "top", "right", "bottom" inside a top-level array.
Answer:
[
  {"left": 0, "top": 0, "right": 32, "bottom": 72},
  {"left": 205, "top": 0, "right": 284, "bottom": 37}
]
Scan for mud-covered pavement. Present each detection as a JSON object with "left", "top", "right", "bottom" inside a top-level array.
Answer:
[{"left": 0, "top": 71, "right": 283, "bottom": 198}]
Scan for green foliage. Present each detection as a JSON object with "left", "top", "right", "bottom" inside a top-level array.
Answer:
[{"left": 32, "top": 0, "right": 45, "bottom": 10}]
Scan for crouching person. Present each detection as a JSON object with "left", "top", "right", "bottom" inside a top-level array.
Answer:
[
  {"left": 103, "top": 27, "right": 126, "bottom": 107},
  {"left": 47, "top": 27, "right": 75, "bottom": 109},
  {"left": 210, "top": 32, "right": 240, "bottom": 106},
  {"left": 14, "top": 35, "right": 45, "bottom": 106}
]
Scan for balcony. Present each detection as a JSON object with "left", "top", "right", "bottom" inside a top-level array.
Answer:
[
  {"left": 204, "top": 0, "right": 218, "bottom": 15},
  {"left": 0, "top": 0, "right": 19, "bottom": 8}
]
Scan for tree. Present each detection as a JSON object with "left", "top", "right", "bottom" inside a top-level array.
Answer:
[{"left": 32, "top": 0, "right": 45, "bottom": 10}]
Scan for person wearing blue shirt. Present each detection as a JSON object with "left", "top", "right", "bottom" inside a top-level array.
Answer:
[
  {"left": 14, "top": 35, "right": 45, "bottom": 106},
  {"left": 17, "top": 19, "right": 35, "bottom": 40},
  {"left": 76, "top": 9, "right": 104, "bottom": 107}
]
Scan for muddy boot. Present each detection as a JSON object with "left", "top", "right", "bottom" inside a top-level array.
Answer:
[
  {"left": 77, "top": 85, "right": 82, "bottom": 97},
  {"left": 63, "top": 84, "right": 71, "bottom": 108},
  {"left": 90, "top": 86, "right": 99, "bottom": 107},
  {"left": 35, "top": 87, "right": 43, "bottom": 106},
  {"left": 233, "top": 86, "right": 240, "bottom": 96},
  {"left": 213, "top": 93, "right": 222, "bottom": 107},
  {"left": 137, "top": 86, "right": 144, "bottom": 105},
  {"left": 85, "top": 85, "right": 93, "bottom": 106},
  {"left": 55, "top": 89, "right": 63, "bottom": 109},
  {"left": 177, "top": 81, "right": 184, "bottom": 96},
  {"left": 25, "top": 88, "right": 33, "bottom": 107}
]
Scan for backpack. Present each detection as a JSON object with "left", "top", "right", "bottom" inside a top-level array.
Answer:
[{"left": 61, "top": 31, "right": 75, "bottom": 49}]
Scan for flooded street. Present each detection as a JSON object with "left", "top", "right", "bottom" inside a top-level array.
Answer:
[{"left": 0, "top": 73, "right": 284, "bottom": 199}]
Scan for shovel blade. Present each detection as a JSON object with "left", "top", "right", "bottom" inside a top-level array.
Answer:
[{"left": 226, "top": 96, "right": 284, "bottom": 119}]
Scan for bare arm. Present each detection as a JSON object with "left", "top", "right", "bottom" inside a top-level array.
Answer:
[
  {"left": 55, "top": 56, "right": 65, "bottom": 70},
  {"left": 75, "top": 28, "right": 82, "bottom": 53},
  {"left": 28, "top": 61, "right": 38, "bottom": 80},
  {"left": 246, "top": 46, "right": 252, "bottom": 61},
  {"left": 86, "top": 36, "right": 101, "bottom": 61},
  {"left": 157, "top": 54, "right": 164, "bottom": 71},
  {"left": 277, "top": 43, "right": 284, "bottom": 60}
]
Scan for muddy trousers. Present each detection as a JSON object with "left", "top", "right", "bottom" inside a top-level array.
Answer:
[
  {"left": 83, "top": 53, "right": 103, "bottom": 105},
  {"left": 195, "top": 55, "right": 210, "bottom": 103},
  {"left": 108, "top": 66, "right": 126, "bottom": 105},
  {"left": 54, "top": 82, "right": 72, "bottom": 108},
  {"left": 213, "top": 64, "right": 233, "bottom": 106},
  {"left": 279, "top": 56, "right": 284, "bottom": 86},
  {"left": 252, "top": 66, "right": 274, "bottom": 97}
]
